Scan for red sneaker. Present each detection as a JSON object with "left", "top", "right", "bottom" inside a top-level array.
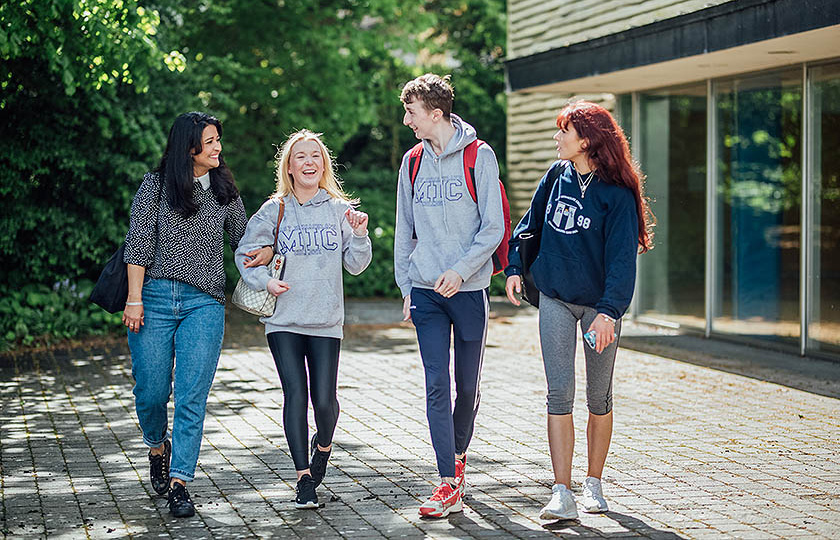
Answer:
[
  {"left": 419, "top": 482, "right": 462, "bottom": 518},
  {"left": 455, "top": 457, "right": 466, "bottom": 496}
]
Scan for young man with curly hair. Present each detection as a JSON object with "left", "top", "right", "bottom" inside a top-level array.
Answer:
[{"left": 394, "top": 73, "right": 505, "bottom": 518}]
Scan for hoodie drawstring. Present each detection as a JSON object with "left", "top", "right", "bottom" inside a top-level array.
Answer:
[{"left": 437, "top": 155, "right": 451, "bottom": 233}]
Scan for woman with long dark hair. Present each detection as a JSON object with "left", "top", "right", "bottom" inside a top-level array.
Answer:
[
  {"left": 122, "top": 111, "right": 268, "bottom": 517},
  {"left": 504, "top": 101, "right": 654, "bottom": 520},
  {"left": 234, "top": 129, "right": 371, "bottom": 509}
]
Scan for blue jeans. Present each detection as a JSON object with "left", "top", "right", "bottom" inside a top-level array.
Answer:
[{"left": 127, "top": 278, "right": 224, "bottom": 482}]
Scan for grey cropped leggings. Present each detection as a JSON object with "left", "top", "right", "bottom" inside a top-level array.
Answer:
[{"left": 538, "top": 293, "right": 621, "bottom": 416}]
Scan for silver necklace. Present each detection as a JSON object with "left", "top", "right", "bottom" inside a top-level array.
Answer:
[{"left": 576, "top": 168, "right": 595, "bottom": 198}]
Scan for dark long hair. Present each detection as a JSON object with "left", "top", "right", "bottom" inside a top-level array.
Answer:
[
  {"left": 155, "top": 111, "right": 239, "bottom": 218},
  {"left": 557, "top": 101, "right": 655, "bottom": 252}
]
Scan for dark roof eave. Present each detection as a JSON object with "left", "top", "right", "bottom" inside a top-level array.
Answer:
[{"left": 505, "top": 0, "right": 840, "bottom": 92}]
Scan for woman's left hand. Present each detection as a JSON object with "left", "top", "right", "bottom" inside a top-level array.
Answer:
[
  {"left": 244, "top": 246, "right": 274, "bottom": 268},
  {"left": 345, "top": 208, "right": 369, "bottom": 236},
  {"left": 586, "top": 314, "right": 616, "bottom": 354}
]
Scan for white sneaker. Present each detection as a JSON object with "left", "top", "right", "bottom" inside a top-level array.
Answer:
[
  {"left": 540, "top": 484, "right": 578, "bottom": 520},
  {"left": 581, "top": 476, "right": 608, "bottom": 513}
]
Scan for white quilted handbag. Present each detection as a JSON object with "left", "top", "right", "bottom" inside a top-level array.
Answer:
[
  {"left": 231, "top": 199, "right": 286, "bottom": 317},
  {"left": 232, "top": 253, "right": 286, "bottom": 316}
]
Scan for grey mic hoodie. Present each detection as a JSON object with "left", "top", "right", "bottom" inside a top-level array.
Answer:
[
  {"left": 234, "top": 189, "right": 372, "bottom": 339},
  {"left": 394, "top": 114, "right": 504, "bottom": 298}
]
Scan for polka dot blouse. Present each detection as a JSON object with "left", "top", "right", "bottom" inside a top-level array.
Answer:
[{"left": 123, "top": 172, "right": 247, "bottom": 304}]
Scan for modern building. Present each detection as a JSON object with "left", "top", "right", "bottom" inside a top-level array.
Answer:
[{"left": 504, "top": 0, "right": 840, "bottom": 359}]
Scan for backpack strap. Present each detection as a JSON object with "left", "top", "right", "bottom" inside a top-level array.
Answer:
[
  {"left": 463, "top": 139, "right": 484, "bottom": 203},
  {"left": 408, "top": 142, "right": 424, "bottom": 195},
  {"left": 407, "top": 143, "right": 424, "bottom": 240}
]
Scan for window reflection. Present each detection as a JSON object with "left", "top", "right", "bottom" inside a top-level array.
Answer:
[
  {"left": 714, "top": 70, "right": 802, "bottom": 343},
  {"left": 808, "top": 63, "right": 840, "bottom": 354},
  {"left": 636, "top": 85, "right": 707, "bottom": 329}
]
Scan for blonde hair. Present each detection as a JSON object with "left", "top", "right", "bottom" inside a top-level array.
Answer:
[{"left": 273, "top": 129, "right": 357, "bottom": 204}]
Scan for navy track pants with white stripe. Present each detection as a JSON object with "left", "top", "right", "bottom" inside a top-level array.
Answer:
[{"left": 410, "top": 287, "right": 489, "bottom": 478}]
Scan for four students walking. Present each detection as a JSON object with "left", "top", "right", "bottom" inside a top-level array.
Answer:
[{"left": 120, "top": 78, "right": 651, "bottom": 521}]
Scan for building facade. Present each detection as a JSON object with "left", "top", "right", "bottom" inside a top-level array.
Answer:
[{"left": 505, "top": 0, "right": 840, "bottom": 359}]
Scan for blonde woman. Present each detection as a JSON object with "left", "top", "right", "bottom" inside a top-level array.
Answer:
[{"left": 235, "top": 129, "right": 372, "bottom": 509}]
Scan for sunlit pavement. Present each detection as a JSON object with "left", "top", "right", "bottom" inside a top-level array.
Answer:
[{"left": 1, "top": 299, "right": 838, "bottom": 539}]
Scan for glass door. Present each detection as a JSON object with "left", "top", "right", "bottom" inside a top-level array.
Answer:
[
  {"left": 714, "top": 69, "right": 802, "bottom": 344},
  {"left": 806, "top": 62, "right": 840, "bottom": 355},
  {"left": 636, "top": 84, "right": 707, "bottom": 329}
]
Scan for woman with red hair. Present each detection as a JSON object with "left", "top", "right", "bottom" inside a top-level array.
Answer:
[{"left": 504, "top": 101, "right": 654, "bottom": 520}]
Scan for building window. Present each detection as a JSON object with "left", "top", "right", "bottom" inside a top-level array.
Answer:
[
  {"left": 634, "top": 84, "right": 707, "bottom": 329},
  {"left": 615, "top": 94, "right": 633, "bottom": 144},
  {"left": 714, "top": 69, "right": 802, "bottom": 344},
  {"left": 807, "top": 62, "right": 840, "bottom": 355}
]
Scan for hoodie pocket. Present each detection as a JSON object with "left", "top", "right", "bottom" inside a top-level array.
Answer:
[
  {"left": 408, "top": 240, "right": 462, "bottom": 285},
  {"left": 532, "top": 252, "right": 601, "bottom": 304},
  {"left": 273, "top": 278, "right": 343, "bottom": 328}
]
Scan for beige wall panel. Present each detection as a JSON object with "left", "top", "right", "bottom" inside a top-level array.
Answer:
[
  {"left": 506, "top": 92, "right": 614, "bottom": 218},
  {"left": 508, "top": 0, "right": 735, "bottom": 59}
]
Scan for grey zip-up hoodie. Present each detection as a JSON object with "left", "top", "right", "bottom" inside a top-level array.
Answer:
[
  {"left": 235, "top": 190, "right": 372, "bottom": 339},
  {"left": 394, "top": 115, "right": 504, "bottom": 298}
]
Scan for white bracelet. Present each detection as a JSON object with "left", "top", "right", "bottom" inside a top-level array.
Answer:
[
  {"left": 126, "top": 302, "right": 143, "bottom": 306},
  {"left": 599, "top": 313, "right": 615, "bottom": 324}
]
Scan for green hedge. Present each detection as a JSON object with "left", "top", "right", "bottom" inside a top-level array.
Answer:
[{"left": 0, "top": 281, "right": 123, "bottom": 349}]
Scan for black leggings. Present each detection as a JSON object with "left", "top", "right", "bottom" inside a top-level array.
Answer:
[{"left": 266, "top": 331, "right": 341, "bottom": 471}]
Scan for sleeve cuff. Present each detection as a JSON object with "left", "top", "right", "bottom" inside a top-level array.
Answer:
[
  {"left": 450, "top": 264, "right": 469, "bottom": 283},
  {"left": 595, "top": 305, "right": 621, "bottom": 320}
]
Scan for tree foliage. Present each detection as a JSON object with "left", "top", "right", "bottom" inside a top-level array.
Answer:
[
  {"left": 0, "top": 0, "right": 181, "bottom": 292},
  {"left": 0, "top": 0, "right": 507, "bottom": 349}
]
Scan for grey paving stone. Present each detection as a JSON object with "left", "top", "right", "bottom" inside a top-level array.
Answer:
[{"left": 2, "top": 307, "right": 840, "bottom": 539}]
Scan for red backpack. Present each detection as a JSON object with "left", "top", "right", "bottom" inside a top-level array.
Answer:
[{"left": 408, "top": 139, "right": 512, "bottom": 275}]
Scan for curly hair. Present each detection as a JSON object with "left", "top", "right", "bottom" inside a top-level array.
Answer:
[
  {"left": 557, "top": 101, "right": 655, "bottom": 252},
  {"left": 400, "top": 73, "right": 454, "bottom": 119}
]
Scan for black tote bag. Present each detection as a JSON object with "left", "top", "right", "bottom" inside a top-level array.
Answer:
[
  {"left": 90, "top": 178, "right": 162, "bottom": 314},
  {"left": 516, "top": 161, "right": 567, "bottom": 308},
  {"left": 518, "top": 230, "right": 541, "bottom": 308},
  {"left": 89, "top": 242, "right": 129, "bottom": 314}
]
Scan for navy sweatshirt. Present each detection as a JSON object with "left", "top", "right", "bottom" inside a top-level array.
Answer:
[{"left": 505, "top": 161, "right": 639, "bottom": 320}]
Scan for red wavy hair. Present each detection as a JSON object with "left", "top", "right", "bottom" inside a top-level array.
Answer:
[{"left": 557, "top": 101, "right": 655, "bottom": 252}]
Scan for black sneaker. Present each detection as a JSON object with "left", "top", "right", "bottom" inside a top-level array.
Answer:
[
  {"left": 148, "top": 439, "right": 171, "bottom": 495},
  {"left": 167, "top": 482, "right": 195, "bottom": 518},
  {"left": 310, "top": 433, "right": 331, "bottom": 487},
  {"left": 295, "top": 474, "right": 318, "bottom": 509}
]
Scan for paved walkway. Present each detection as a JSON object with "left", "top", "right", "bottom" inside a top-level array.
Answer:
[{"left": 1, "top": 300, "right": 839, "bottom": 539}]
